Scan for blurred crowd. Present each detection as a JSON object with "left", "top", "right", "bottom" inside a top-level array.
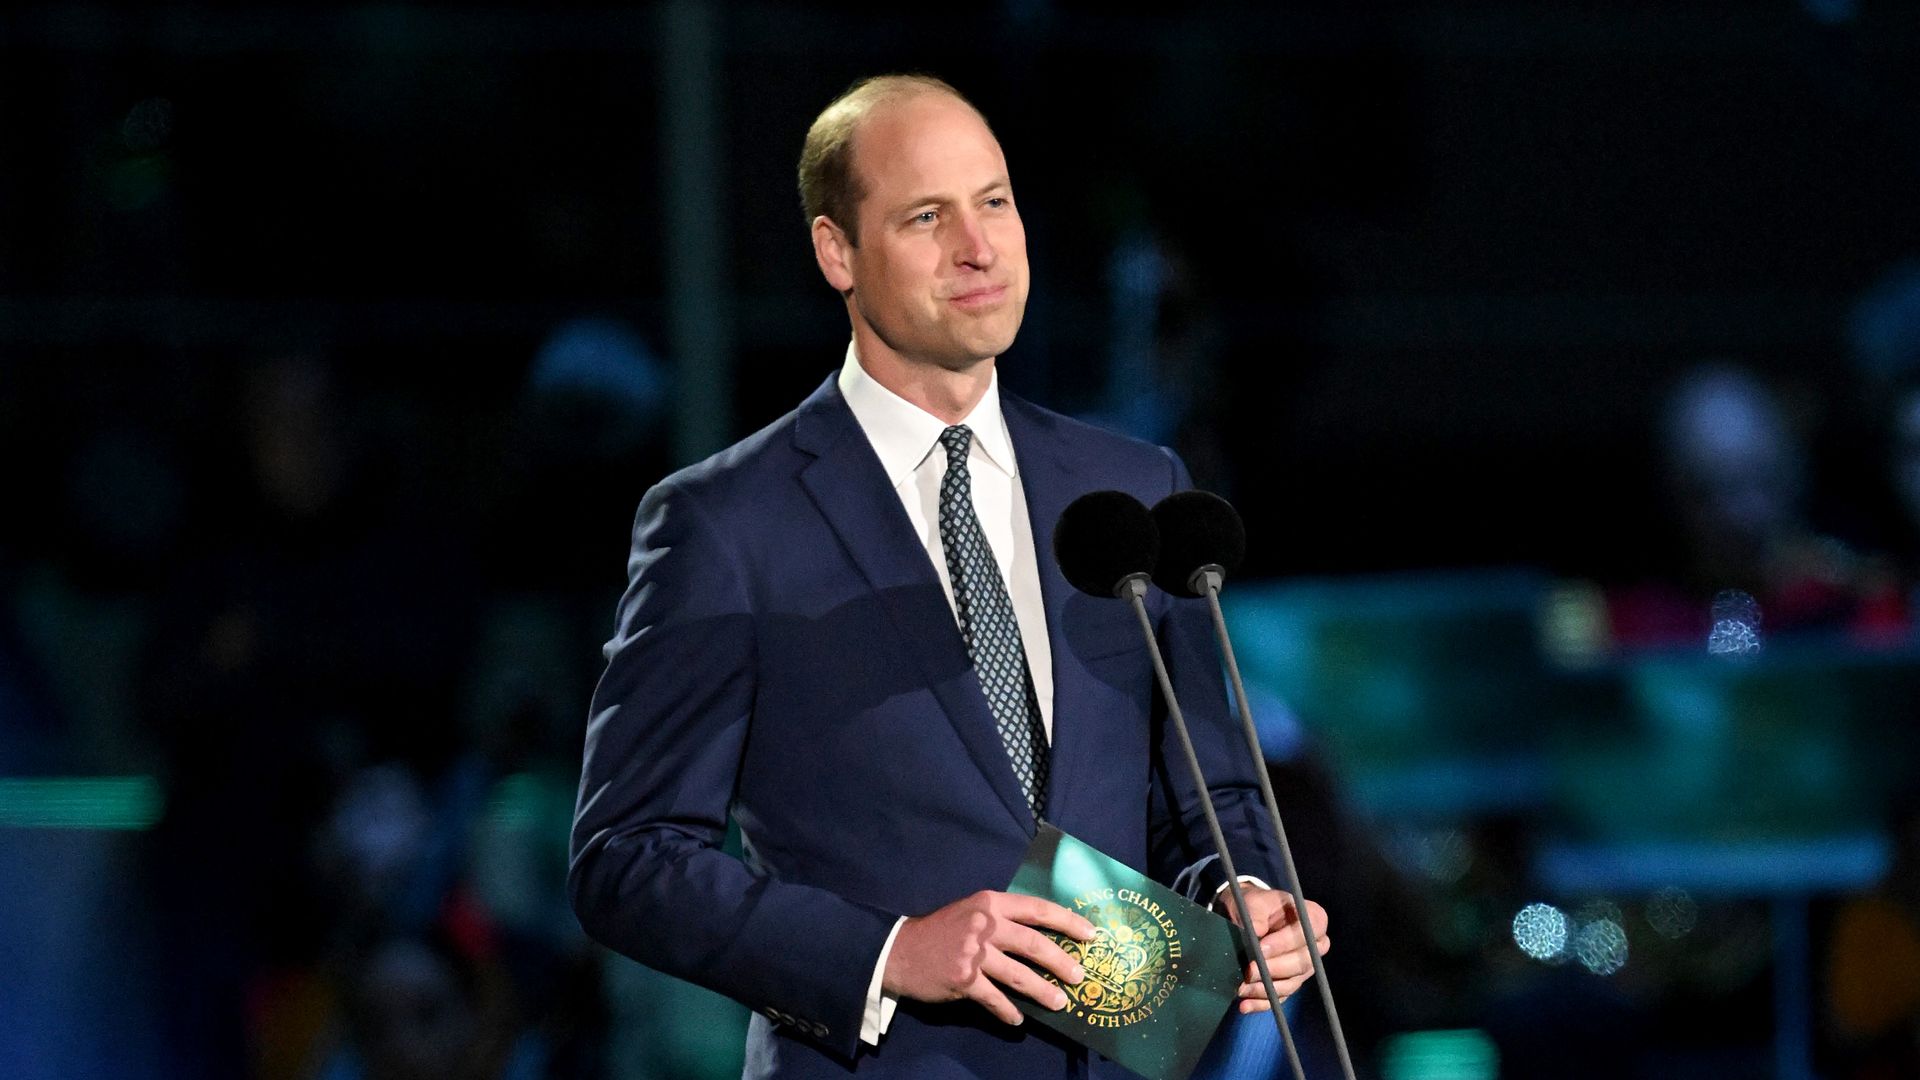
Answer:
[
  {"left": 3, "top": 320, "right": 692, "bottom": 1079},
  {"left": 7, "top": 2, "right": 1919, "bottom": 1074},
  {"left": 7, "top": 253, "right": 1920, "bottom": 1079}
]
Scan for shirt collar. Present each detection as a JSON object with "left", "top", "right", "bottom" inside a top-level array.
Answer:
[{"left": 837, "top": 341, "right": 1018, "bottom": 489}]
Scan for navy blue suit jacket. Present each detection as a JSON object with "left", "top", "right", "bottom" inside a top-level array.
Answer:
[{"left": 569, "top": 374, "right": 1281, "bottom": 1078}]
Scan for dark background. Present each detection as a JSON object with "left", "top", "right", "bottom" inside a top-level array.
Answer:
[
  {"left": 5, "top": 3, "right": 1920, "bottom": 1079},
  {"left": 10, "top": 2, "right": 1920, "bottom": 579}
]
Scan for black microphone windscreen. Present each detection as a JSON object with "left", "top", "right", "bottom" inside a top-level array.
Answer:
[
  {"left": 1053, "top": 491, "right": 1160, "bottom": 599},
  {"left": 1149, "top": 490, "right": 1246, "bottom": 597}
]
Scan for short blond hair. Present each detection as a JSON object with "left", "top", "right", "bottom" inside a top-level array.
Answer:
[{"left": 797, "top": 74, "right": 986, "bottom": 245}]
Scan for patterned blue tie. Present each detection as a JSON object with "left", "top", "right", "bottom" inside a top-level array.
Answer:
[{"left": 937, "top": 425, "right": 1050, "bottom": 817}]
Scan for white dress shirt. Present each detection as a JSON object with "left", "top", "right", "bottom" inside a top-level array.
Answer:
[
  {"left": 838, "top": 343, "right": 1053, "bottom": 1044},
  {"left": 837, "top": 344, "right": 1055, "bottom": 738},
  {"left": 837, "top": 343, "right": 1260, "bottom": 1045}
]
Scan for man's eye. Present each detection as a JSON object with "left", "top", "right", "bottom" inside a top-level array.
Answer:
[
  {"left": 985, "top": 197, "right": 1008, "bottom": 209},
  {"left": 914, "top": 210, "right": 937, "bottom": 224}
]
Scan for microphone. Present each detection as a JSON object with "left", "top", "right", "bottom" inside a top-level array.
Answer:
[
  {"left": 1053, "top": 492, "right": 1307, "bottom": 1080},
  {"left": 1150, "top": 490, "right": 1358, "bottom": 1080},
  {"left": 1148, "top": 489, "right": 1246, "bottom": 599},
  {"left": 1052, "top": 489, "right": 1160, "bottom": 598}
]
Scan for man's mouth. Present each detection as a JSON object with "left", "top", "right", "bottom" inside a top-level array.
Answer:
[{"left": 948, "top": 285, "right": 1006, "bottom": 311}]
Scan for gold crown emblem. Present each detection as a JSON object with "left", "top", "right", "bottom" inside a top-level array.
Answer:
[{"left": 1062, "top": 902, "right": 1171, "bottom": 1016}]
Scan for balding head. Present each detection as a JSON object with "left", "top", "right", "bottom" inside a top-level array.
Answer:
[{"left": 798, "top": 74, "right": 988, "bottom": 246}]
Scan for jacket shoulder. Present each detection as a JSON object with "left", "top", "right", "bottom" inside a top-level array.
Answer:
[{"left": 1004, "top": 393, "right": 1185, "bottom": 482}]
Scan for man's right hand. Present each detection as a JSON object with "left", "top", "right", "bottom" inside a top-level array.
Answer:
[{"left": 882, "top": 890, "right": 1097, "bottom": 1025}]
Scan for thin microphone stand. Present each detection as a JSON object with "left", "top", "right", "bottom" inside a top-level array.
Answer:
[
  {"left": 1120, "top": 575, "right": 1309, "bottom": 1080},
  {"left": 1195, "top": 566, "right": 1358, "bottom": 1080}
]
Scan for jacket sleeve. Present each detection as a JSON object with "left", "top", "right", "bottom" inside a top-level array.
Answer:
[
  {"left": 1145, "top": 449, "right": 1285, "bottom": 898},
  {"left": 568, "top": 478, "right": 900, "bottom": 1059}
]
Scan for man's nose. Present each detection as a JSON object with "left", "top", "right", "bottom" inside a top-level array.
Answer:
[{"left": 951, "top": 211, "right": 996, "bottom": 269}]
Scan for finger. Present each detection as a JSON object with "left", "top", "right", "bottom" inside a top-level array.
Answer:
[
  {"left": 1238, "top": 987, "right": 1308, "bottom": 1011},
  {"left": 1248, "top": 954, "right": 1312, "bottom": 982},
  {"left": 997, "top": 893, "right": 1097, "bottom": 941},
  {"left": 1240, "top": 971, "right": 1312, "bottom": 999},
  {"left": 1296, "top": 899, "right": 1330, "bottom": 939},
  {"left": 1245, "top": 935, "right": 1331, "bottom": 983},
  {"left": 996, "top": 921, "right": 1086, "bottom": 986},
  {"left": 1238, "top": 975, "right": 1310, "bottom": 1012},
  {"left": 1251, "top": 894, "right": 1329, "bottom": 930},
  {"left": 1242, "top": 948, "right": 1321, "bottom": 992},
  {"left": 981, "top": 950, "right": 1071, "bottom": 1013},
  {"left": 1253, "top": 890, "right": 1293, "bottom": 936},
  {"left": 963, "top": 971, "right": 1027, "bottom": 1026},
  {"left": 1256, "top": 923, "right": 1314, "bottom": 958},
  {"left": 1257, "top": 928, "right": 1332, "bottom": 965},
  {"left": 1219, "top": 888, "right": 1284, "bottom": 933}
]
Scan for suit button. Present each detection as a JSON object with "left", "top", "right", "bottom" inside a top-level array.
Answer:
[{"left": 811, "top": 1022, "right": 829, "bottom": 1039}]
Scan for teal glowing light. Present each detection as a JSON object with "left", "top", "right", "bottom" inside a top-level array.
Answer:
[
  {"left": 1380, "top": 1029, "right": 1499, "bottom": 1080},
  {"left": 485, "top": 771, "right": 549, "bottom": 829},
  {"left": 0, "top": 776, "right": 164, "bottom": 830}
]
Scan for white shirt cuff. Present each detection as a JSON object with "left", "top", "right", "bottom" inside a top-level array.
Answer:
[
  {"left": 859, "top": 916, "right": 908, "bottom": 1045},
  {"left": 1211, "top": 875, "right": 1273, "bottom": 910}
]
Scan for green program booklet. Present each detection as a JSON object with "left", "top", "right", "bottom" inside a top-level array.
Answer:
[{"left": 1006, "top": 824, "right": 1250, "bottom": 1080}]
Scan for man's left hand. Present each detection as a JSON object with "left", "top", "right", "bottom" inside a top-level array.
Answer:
[{"left": 1217, "top": 887, "right": 1330, "bottom": 1013}]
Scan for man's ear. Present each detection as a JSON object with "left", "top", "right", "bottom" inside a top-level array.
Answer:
[{"left": 811, "top": 216, "right": 855, "bottom": 295}]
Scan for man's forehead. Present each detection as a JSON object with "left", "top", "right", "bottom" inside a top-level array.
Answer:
[{"left": 851, "top": 93, "right": 1007, "bottom": 189}]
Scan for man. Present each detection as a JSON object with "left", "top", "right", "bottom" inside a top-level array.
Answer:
[{"left": 570, "top": 74, "right": 1328, "bottom": 1078}]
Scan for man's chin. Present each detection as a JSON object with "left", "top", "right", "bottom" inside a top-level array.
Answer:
[
  {"left": 942, "top": 338, "right": 1018, "bottom": 372},
  {"left": 952, "top": 318, "right": 1023, "bottom": 368},
  {"left": 927, "top": 350, "right": 1001, "bottom": 374}
]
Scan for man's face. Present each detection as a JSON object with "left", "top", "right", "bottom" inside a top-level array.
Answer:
[{"left": 834, "top": 93, "right": 1029, "bottom": 371}]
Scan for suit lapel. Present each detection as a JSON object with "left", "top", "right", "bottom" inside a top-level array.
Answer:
[
  {"left": 793, "top": 377, "right": 1038, "bottom": 834},
  {"left": 1001, "top": 396, "right": 1096, "bottom": 828}
]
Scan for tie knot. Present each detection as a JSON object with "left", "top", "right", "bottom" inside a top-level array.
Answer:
[{"left": 939, "top": 425, "right": 974, "bottom": 464}]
